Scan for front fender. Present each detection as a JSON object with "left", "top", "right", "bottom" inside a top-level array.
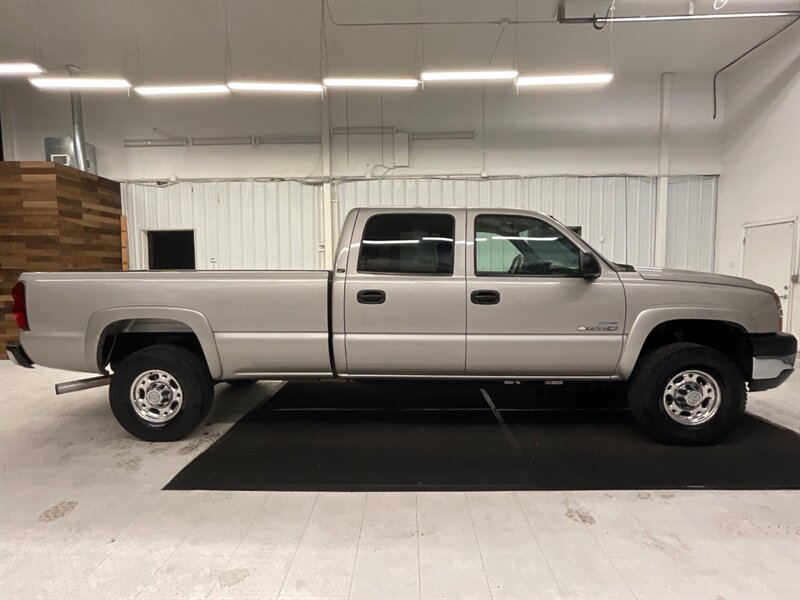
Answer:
[
  {"left": 617, "top": 307, "right": 755, "bottom": 379},
  {"left": 85, "top": 306, "right": 223, "bottom": 379}
]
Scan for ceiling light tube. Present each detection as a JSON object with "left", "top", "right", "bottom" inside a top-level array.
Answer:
[
  {"left": 0, "top": 62, "right": 44, "bottom": 76},
  {"left": 135, "top": 84, "right": 230, "bottom": 96},
  {"left": 30, "top": 77, "right": 130, "bottom": 90},
  {"left": 421, "top": 70, "right": 518, "bottom": 82},
  {"left": 516, "top": 73, "right": 614, "bottom": 87},
  {"left": 228, "top": 81, "right": 324, "bottom": 93},
  {"left": 595, "top": 11, "right": 799, "bottom": 23},
  {"left": 323, "top": 78, "right": 419, "bottom": 89}
]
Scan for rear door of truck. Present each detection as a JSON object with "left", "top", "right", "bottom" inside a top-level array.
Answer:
[{"left": 341, "top": 208, "right": 466, "bottom": 375}]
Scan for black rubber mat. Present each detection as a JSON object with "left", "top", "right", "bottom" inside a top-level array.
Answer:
[{"left": 165, "top": 381, "right": 800, "bottom": 491}]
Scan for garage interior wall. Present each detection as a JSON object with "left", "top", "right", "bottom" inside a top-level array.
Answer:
[
  {"left": 716, "top": 29, "right": 800, "bottom": 338},
  {"left": 122, "top": 181, "right": 322, "bottom": 271},
  {"left": 666, "top": 176, "right": 717, "bottom": 272},
  {"left": 1, "top": 74, "right": 721, "bottom": 180},
  {"left": 123, "top": 175, "right": 716, "bottom": 272}
]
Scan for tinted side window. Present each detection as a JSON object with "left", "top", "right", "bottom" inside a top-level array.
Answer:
[
  {"left": 475, "top": 214, "right": 580, "bottom": 276},
  {"left": 358, "top": 213, "right": 455, "bottom": 275}
]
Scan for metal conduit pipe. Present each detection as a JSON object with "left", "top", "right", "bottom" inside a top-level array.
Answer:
[
  {"left": 66, "top": 64, "right": 87, "bottom": 171},
  {"left": 324, "top": 0, "right": 799, "bottom": 28}
]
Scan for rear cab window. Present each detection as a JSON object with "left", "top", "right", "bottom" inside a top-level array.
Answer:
[{"left": 358, "top": 213, "right": 455, "bottom": 275}]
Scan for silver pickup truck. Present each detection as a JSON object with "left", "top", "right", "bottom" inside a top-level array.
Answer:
[{"left": 8, "top": 207, "right": 796, "bottom": 445}]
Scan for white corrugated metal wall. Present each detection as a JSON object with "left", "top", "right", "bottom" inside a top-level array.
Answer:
[
  {"left": 123, "top": 175, "right": 716, "bottom": 271},
  {"left": 122, "top": 181, "right": 323, "bottom": 270},
  {"left": 336, "top": 177, "right": 658, "bottom": 266},
  {"left": 666, "top": 176, "right": 717, "bottom": 271}
]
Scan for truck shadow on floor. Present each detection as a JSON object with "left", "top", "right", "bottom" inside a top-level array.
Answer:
[{"left": 165, "top": 380, "right": 800, "bottom": 492}]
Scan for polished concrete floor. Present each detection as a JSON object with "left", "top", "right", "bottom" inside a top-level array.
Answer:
[{"left": 1, "top": 360, "right": 798, "bottom": 600}]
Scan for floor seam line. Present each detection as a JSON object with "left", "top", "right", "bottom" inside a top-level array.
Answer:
[
  {"left": 204, "top": 491, "right": 273, "bottom": 600},
  {"left": 513, "top": 491, "right": 567, "bottom": 600},
  {"left": 345, "top": 492, "right": 369, "bottom": 600},
  {"left": 463, "top": 491, "right": 495, "bottom": 600},
  {"left": 132, "top": 495, "right": 204, "bottom": 599},
  {"left": 415, "top": 492, "right": 422, "bottom": 600},
  {"left": 274, "top": 491, "right": 319, "bottom": 600},
  {"left": 597, "top": 493, "right": 706, "bottom": 599},
  {"left": 578, "top": 493, "right": 639, "bottom": 600}
]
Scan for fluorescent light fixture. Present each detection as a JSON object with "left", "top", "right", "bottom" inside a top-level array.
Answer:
[
  {"left": 30, "top": 77, "right": 131, "bottom": 90},
  {"left": 135, "top": 84, "right": 230, "bottom": 96},
  {"left": 596, "top": 11, "right": 799, "bottom": 23},
  {"left": 421, "top": 70, "right": 518, "bottom": 82},
  {"left": 0, "top": 62, "right": 44, "bottom": 76},
  {"left": 362, "top": 239, "right": 420, "bottom": 245},
  {"left": 516, "top": 73, "right": 614, "bottom": 87},
  {"left": 494, "top": 235, "right": 559, "bottom": 242},
  {"left": 228, "top": 81, "right": 324, "bottom": 93},
  {"left": 323, "top": 78, "right": 419, "bottom": 89}
]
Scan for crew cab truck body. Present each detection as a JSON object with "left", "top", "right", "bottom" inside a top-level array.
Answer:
[{"left": 8, "top": 207, "right": 796, "bottom": 445}]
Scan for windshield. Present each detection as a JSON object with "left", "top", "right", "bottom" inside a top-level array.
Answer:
[{"left": 547, "top": 215, "right": 635, "bottom": 272}]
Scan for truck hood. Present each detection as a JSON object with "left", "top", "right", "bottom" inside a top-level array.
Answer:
[{"left": 633, "top": 266, "right": 773, "bottom": 293}]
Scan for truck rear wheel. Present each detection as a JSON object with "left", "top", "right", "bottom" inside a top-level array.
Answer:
[
  {"left": 628, "top": 342, "right": 746, "bottom": 445},
  {"left": 109, "top": 344, "right": 214, "bottom": 442}
]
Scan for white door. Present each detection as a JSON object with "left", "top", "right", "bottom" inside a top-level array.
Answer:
[{"left": 742, "top": 220, "right": 795, "bottom": 322}]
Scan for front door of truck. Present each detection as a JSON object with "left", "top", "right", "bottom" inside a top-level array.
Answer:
[
  {"left": 465, "top": 210, "right": 625, "bottom": 376},
  {"left": 344, "top": 210, "right": 466, "bottom": 375}
]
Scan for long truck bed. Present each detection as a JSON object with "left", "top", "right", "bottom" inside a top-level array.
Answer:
[{"left": 18, "top": 270, "right": 333, "bottom": 379}]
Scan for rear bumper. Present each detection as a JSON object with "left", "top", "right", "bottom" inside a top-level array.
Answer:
[
  {"left": 6, "top": 343, "right": 34, "bottom": 369},
  {"left": 750, "top": 332, "right": 796, "bottom": 392}
]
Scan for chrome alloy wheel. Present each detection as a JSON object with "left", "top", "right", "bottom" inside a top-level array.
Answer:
[
  {"left": 662, "top": 369, "right": 721, "bottom": 426},
  {"left": 130, "top": 370, "right": 183, "bottom": 425}
]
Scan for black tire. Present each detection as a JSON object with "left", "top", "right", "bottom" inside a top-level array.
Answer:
[
  {"left": 109, "top": 345, "right": 214, "bottom": 442},
  {"left": 628, "top": 342, "right": 747, "bottom": 446}
]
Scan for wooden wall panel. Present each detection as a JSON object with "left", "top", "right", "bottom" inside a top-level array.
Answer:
[{"left": 0, "top": 162, "right": 122, "bottom": 358}]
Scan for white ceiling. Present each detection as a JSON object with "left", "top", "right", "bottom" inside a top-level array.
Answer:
[{"left": 0, "top": 0, "right": 798, "bottom": 83}]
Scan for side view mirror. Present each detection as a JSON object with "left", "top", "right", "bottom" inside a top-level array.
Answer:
[{"left": 580, "top": 252, "right": 602, "bottom": 279}]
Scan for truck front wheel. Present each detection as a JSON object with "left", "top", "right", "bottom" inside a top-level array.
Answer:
[
  {"left": 628, "top": 342, "right": 746, "bottom": 445},
  {"left": 109, "top": 345, "right": 214, "bottom": 442}
]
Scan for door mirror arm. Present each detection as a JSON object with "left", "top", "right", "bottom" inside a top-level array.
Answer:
[{"left": 580, "top": 252, "right": 602, "bottom": 280}]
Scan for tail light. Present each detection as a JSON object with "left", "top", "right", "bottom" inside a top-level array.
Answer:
[{"left": 11, "top": 282, "right": 28, "bottom": 331}]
